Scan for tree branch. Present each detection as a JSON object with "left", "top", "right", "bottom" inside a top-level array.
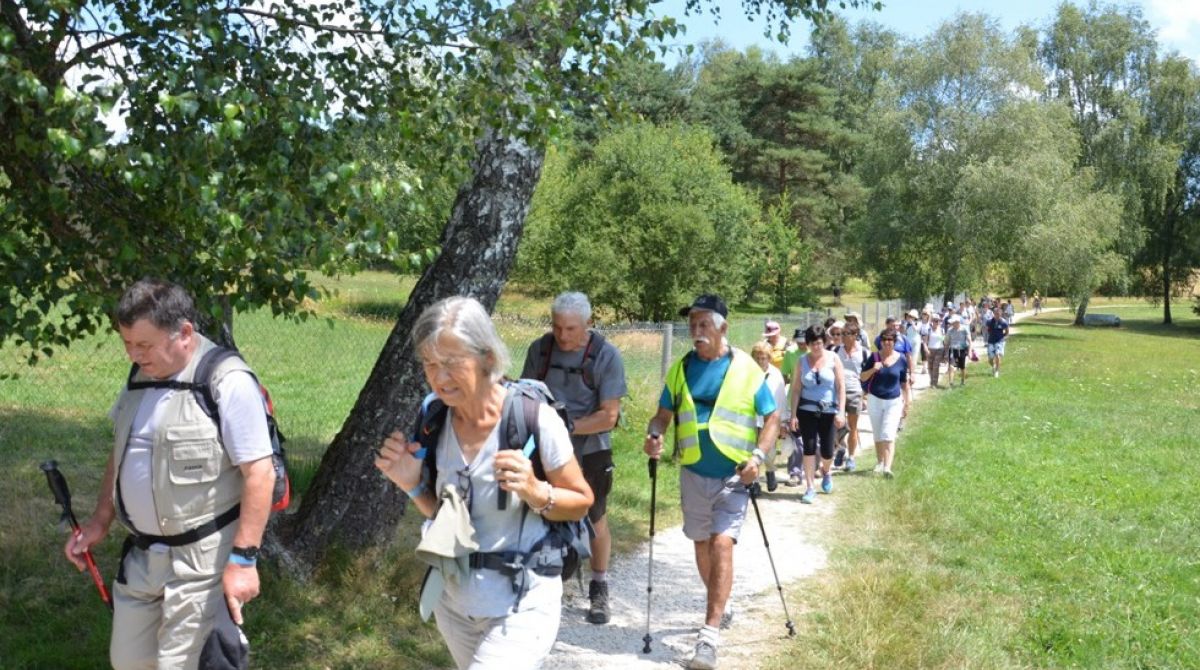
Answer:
[
  {"left": 63, "top": 31, "right": 140, "bottom": 70},
  {"left": 228, "top": 7, "right": 387, "bottom": 37},
  {"left": 0, "top": 0, "right": 33, "bottom": 51}
]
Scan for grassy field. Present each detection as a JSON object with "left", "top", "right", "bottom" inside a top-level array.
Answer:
[
  {"left": 765, "top": 305, "right": 1200, "bottom": 669},
  {"left": 0, "top": 271, "right": 692, "bottom": 669}
]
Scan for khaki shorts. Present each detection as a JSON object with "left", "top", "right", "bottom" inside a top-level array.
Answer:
[{"left": 679, "top": 467, "right": 749, "bottom": 542}]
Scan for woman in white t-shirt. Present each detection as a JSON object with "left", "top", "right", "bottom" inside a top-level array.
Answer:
[
  {"left": 376, "top": 296, "right": 593, "bottom": 670},
  {"left": 925, "top": 314, "right": 946, "bottom": 388},
  {"left": 752, "top": 341, "right": 788, "bottom": 491}
]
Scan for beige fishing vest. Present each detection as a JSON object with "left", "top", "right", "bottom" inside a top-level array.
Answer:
[{"left": 110, "top": 335, "right": 248, "bottom": 538}]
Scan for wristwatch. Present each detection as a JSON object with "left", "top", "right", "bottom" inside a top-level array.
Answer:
[{"left": 231, "top": 545, "right": 260, "bottom": 561}]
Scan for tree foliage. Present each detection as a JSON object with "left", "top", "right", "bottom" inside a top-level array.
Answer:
[{"left": 516, "top": 123, "right": 757, "bottom": 320}]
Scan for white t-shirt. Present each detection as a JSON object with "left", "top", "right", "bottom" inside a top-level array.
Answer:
[
  {"left": 113, "top": 369, "right": 272, "bottom": 535},
  {"left": 927, "top": 325, "right": 945, "bottom": 350},
  {"left": 759, "top": 365, "right": 786, "bottom": 426},
  {"left": 435, "top": 402, "right": 574, "bottom": 618}
]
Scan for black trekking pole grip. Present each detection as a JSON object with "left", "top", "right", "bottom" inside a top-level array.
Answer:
[{"left": 41, "top": 460, "right": 79, "bottom": 528}]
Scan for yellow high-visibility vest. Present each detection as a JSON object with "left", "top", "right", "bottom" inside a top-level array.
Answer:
[{"left": 666, "top": 348, "right": 763, "bottom": 466}]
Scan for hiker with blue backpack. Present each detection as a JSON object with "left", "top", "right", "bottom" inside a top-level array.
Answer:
[
  {"left": 61, "top": 279, "right": 277, "bottom": 669},
  {"left": 520, "top": 291, "right": 627, "bottom": 625},
  {"left": 643, "top": 294, "right": 780, "bottom": 670},
  {"left": 375, "top": 296, "right": 593, "bottom": 670}
]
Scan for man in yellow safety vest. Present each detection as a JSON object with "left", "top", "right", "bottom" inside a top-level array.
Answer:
[{"left": 644, "top": 294, "right": 780, "bottom": 670}]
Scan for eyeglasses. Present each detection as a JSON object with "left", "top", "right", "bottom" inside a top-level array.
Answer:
[
  {"left": 453, "top": 465, "right": 474, "bottom": 510},
  {"left": 829, "top": 330, "right": 842, "bottom": 336}
]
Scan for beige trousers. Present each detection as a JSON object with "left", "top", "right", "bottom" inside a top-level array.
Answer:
[
  {"left": 434, "top": 597, "right": 560, "bottom": 670},
  {"left": 110, "top": 538, "right": 228, "bottom": 670}
]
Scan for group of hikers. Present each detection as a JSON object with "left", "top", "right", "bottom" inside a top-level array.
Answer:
[{"left": 58, "top": 279, "right": 1015, "bottom": 670}]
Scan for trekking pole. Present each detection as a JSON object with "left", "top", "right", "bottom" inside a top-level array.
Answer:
[
  {"left": 745, "top": 477, "right": 795, "bottom": 637},
  {"left": 642, "top": 434, "right": 660, "bottom": 654},
  {"left": 41, "top": 460, "right": 113, "bottom": 611}
]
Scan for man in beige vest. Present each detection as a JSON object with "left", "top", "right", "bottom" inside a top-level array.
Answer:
[{"left": 62, "top": 279, "right": 275, "bottom": 669}]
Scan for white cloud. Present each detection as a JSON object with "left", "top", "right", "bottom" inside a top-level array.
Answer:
[{"left": 1146, "top": 0, "right": 1200, "bottom": 62}]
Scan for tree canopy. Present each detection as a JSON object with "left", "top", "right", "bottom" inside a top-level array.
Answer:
[{"left": 517, "top": 123, "right": 757, "bottom": 320}]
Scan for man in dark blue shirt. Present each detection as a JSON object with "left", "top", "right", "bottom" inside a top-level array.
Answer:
[{"left": 986, "top": 308, "right": 1010, "bottom": 378}]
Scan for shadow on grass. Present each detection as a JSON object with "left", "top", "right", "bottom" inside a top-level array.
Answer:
[
  {"left": 339, "top": 299, "right": 406, "bottom": 322},
  {"left": 1013, "top": 332, "right": 1071, "bottom": 341},
  {"left": 1, "top": 408, "right": 119, "bottom": 669},
  {"left": 1113, "top": 318, "right": 1200, "bottom": 341}
]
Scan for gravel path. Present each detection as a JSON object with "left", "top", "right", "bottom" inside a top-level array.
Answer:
[{"left": 545, "top": 310, "right": 1041, "bottom": 669}]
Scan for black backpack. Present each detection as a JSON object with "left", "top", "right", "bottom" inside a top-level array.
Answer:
[
  {"left": 533, "top": 331, "right": 606, "bottom": 392},
  {"left": 126, "top": 346, "right": 291, "bottom": 513},
  {"left": 413, "top": 379, "right": 593, "bottom": 586}
]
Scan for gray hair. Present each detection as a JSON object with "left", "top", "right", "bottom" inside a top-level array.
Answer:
[
  {"left": 116, "top": 278, "right": 195, "bottom": 333},
  {"left": 551, "top": 291, "right": 592, "bottom": 322},
  {"left": 686, "top": 308, "right": 727, "bottom": 330},
  {"left": 411, "top": 296, "right": 511, "bottom": 383}
]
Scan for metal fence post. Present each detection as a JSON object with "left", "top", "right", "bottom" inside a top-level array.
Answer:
[{"left": 660, "top": 323, "right": 673, "bottom": 383}]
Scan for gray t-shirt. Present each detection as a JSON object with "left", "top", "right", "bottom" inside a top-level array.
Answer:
[
  {"left": 520, "top": 333, "right": 627, "bottom": 457},
  {"left": 435, "top": 402, "right": 574, "bottom": 618}
]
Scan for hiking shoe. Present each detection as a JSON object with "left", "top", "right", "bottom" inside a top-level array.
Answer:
[
  {"left": 833, "top": 447, "right": 846, "bottom": 468},
  {"left": 821, "top": 473, "right": 833, "bottom": 494},
  {"left": 719, "top": 603, "right": 734, "bottom": 629},
  {"left": 688, "top": 641, "right": 718, "bottom": 670},
  {"left": 844, "top": 457, "right": 856, "bottom": 472},
  {"left": 801, "top": 489, "right": 816, "bottom": 504},
  {"left": 587, "top": 580, "right": 610, "bottom": 624},
  {"left": 766, "top": 470, "right": 778, "bottom": 492}
]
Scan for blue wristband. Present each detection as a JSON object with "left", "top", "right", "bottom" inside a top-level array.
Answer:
[
  {"left": 228, "top": 553, "right": 257, "bottom": 567},
  {"left": 405, "top": 480, "right": 427, "bottom": 499}
]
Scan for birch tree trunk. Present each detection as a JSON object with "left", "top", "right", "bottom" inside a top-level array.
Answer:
[{"left": 278, "top": 125, "right": 544, "bottom": 568}]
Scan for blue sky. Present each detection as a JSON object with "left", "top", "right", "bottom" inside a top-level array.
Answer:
[{"left": 652, "top": 0, "right": 1200, "bottom": 63}]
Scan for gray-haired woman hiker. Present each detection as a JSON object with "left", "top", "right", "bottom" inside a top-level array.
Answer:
[{"left": 376, "top": 296, "right": 592, "bottom": 670}]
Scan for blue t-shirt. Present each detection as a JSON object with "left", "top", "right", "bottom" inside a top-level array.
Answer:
[
  {"left": 987, "top": 318, "right": 1009, "bottom": 344},
  {"left": 659, "top": 351, "right": 777, "bottom": 479},
  {"left": 861, "top": 353, "right": 908, "bottom": 400}
]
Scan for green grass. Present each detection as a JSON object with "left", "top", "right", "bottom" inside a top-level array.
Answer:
[{"left": 765, "top": 305, "right": 1200, "bottom": 669}]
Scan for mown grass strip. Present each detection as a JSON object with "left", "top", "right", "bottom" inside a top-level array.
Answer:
[{"left": 766, "top": 306, "right": 1200, "bottom": 670}]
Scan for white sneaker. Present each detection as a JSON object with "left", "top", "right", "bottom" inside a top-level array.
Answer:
[
  {"left": 688, "top": 640, "right": 718, "bottom": 670},
  {"left": 719, "top": 603, "right": 734, "bottom": 629}
]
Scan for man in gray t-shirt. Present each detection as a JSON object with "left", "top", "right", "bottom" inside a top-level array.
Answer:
[{"left": 520, "top": 291, "right": 626, "bottom": 625}]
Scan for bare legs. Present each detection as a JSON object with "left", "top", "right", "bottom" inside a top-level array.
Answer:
[{"left": 694, "top": 535, "right": 735, "bottom": 628}]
